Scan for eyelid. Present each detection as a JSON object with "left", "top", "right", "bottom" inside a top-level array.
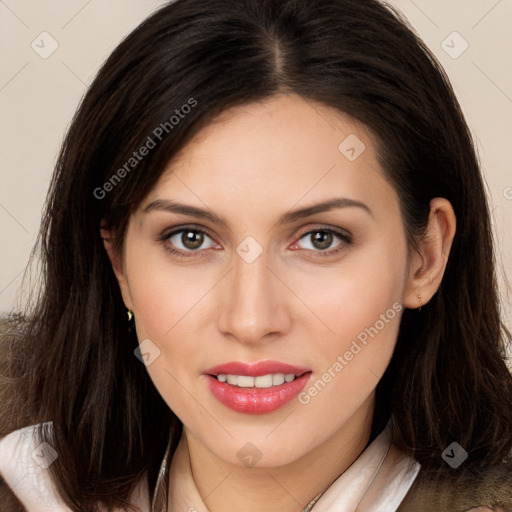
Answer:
[
  {"left": 290, "top": 225, "right": 353, "bottom": 255},
  {"left": 294, "top": 224, "right": 352, "bottom": 241},
  {"left": 160, "top": 224, "right": 219, "bottom": 251},
  {"left": 160, "top": 223, "right": 215, "bottom": 239}
]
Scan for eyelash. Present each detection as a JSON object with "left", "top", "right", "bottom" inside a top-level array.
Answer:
[{"left": 159, "top": 225, "right": 353, "bottom": 259}]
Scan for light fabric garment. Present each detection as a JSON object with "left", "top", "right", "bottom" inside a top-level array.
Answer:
[
  {"left": 0, "top": 424, "right": 149, "bottom": 512},
  {"left": 0, "top": 422, "right": 420, "bottom": 512},
  {"left": 0, "top": 423, "right": 75, "bottom": 511}
]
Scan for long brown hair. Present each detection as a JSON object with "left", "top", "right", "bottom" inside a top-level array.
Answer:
[{"left": 1, "top": 0, "right": 511, "bottom": 510}]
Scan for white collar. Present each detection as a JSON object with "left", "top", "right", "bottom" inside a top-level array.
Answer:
[
  {"left": 0, "top": 423, "right": 73, "bottom": 512},
  {"left": 0, "top": 423, "right": 148, "bottom": 512},
  {"left": 310, "top": 424, "right": 420, "bottom": 511}
]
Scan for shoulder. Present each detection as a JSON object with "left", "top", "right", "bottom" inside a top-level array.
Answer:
[
  {"left": 0, "top": 423, "right": 151, "bottom": 512},
  {"left": 397, "top": 463, "right": 512, "bottom": 512}
]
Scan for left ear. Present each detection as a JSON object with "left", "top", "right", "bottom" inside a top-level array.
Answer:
[
  {"left": 100, "top": 222, "right": 134, "bottom": 312},
  {"left": 403, "top": 197, "right": 457, "bottom": 309}
]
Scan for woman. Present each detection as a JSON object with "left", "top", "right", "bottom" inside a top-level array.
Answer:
[{"left": 1, "top": 0, "right": 511, "bottom": 510}]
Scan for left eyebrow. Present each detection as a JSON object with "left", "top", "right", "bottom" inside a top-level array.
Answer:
[
  {"left": 142, "top": 197, "right": 373, "bottom": 228},
  {"left": 275, "top": 197, "right": 374, "bottom": 226}
]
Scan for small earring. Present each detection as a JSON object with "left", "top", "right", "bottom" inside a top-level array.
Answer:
[
  {"left": 417, "top": 294, "right": 423, "bottom": 312},
  {"left": 127, "top": 309, "right": 134, "bottom": 322}
]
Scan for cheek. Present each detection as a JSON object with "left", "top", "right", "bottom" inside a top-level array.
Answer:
[
  {"left": 301, "top": 233, "right": 407, "bottom": 348},
  {"left": 124, "top": 238, "right": 213, "bottom": 344},
  {"left": 122, "top": 239, "right": 220, "bottom": 408},
  {"left": 123, "top": 242, "right": 211, "bottom": 420},
  {"left": 293, "top": 238, "right": 407, "bottom": 422}
]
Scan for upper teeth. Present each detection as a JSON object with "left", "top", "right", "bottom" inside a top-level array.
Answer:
[{"left": 216, "top": 373, "right": 297, "bottom": 388}]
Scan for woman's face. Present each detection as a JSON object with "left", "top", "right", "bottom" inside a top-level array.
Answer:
[{"left": 116, "top": 93, "right": 414, "bottom": 467}]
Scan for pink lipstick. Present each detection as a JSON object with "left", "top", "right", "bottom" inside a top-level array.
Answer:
[{"left": 204, "top": 361, "right": 312, "bottom": 414}]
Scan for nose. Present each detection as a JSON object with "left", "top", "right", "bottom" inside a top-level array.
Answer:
[{"left": 216, "top": 246, "right": 292, "bottom": 346}]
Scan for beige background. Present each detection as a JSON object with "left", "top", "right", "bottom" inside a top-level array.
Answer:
[{"left": 0, "top": 0, "right": 511, "bottom": 334}]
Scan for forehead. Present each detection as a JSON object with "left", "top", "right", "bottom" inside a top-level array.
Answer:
[{"left": 143, "top": 93, "right": 399, "bottom": 221}]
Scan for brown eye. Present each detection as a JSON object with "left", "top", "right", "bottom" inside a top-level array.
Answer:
[
  {"left": 294, "top": 228, "right": 352, "bottom": 255},
  {"left": 161, "top": 227, "right": 217, "bottom": 258},
  {"left": 309, "top": 231, "right": 334, "bottom": 250},
  {"left": 180, "top": 230, "right": 205, "bottom": 250}
]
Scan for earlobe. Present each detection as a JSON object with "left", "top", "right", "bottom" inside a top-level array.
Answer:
[{"left": 403, "top": 198, "right": 456, "bottom": 309}]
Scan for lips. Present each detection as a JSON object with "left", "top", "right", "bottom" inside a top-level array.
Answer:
[{"left": 203, "top": 360, "right": 313, "bottom": 414}]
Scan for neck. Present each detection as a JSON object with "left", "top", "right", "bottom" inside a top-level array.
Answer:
[{"left": 173, "top": 395, "right": 375, "bottom": 512}]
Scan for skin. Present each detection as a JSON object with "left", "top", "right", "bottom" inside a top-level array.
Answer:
[{"left": 103, "top": 93, "right": 456, "bottom": 512}]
